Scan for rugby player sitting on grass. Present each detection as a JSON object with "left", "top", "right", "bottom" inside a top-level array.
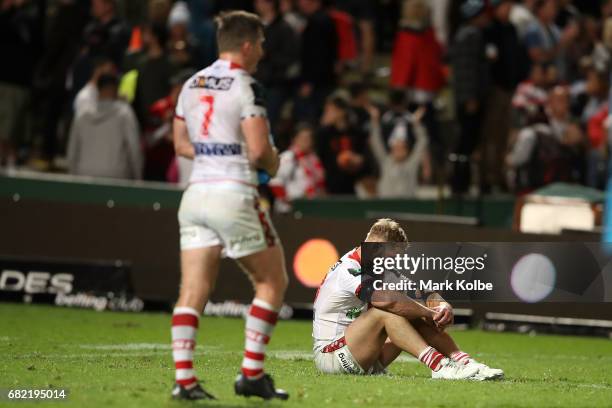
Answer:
[{"left": 312, "top": 218, "right": 504, "bottom": 380}]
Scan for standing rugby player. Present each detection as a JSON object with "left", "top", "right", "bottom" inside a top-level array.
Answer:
[
  {"left": 170, "top": 11, "right": 289, "bottom": 401},
  {"left": 313, "top": 219, "right": 504, "bottom": 380}
]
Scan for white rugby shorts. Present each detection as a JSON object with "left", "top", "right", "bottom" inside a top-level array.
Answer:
[
  {"left": 178, "top": 183, "right": 278, "bottom": 258},
  {"left": 314, "top": 336, "right": 386, "bottom": 375}
]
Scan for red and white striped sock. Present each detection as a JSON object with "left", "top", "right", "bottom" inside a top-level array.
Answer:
[
  {"left": 241, "top": 298, "right": 279, "bottom": 379},
  {"left": 171, "top": 306, "right": 199, "bottom": 388},
  {"left": 418, "top": 346, "right": 445, "bottom": 371},
  {"left": 450, "top": 351, "right": 471, "bottom": 365}
]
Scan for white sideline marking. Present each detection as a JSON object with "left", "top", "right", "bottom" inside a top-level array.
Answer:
[
  {"left": 0, "top": 336, "right": 10, "bottom": 341},
  {"left": 79, "top": 343, "right": 222, "bottom": 351},
  {"left": 80, "top": 343, "right": 171, "bottom": 350}
]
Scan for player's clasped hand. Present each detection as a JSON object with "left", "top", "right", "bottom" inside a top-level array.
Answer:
[{"left": 433, "top": 304, "right": 454, "bottom": 329}]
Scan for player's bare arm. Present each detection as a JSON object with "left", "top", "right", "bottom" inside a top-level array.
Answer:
[
  {"left": 172, "top": 117, "right": 194, "bottom": 160},
  {"left": 242, "top": 116, "right": 280, "bottom": 176},
  {"left": 370, "top": 290, "right": 436, "bottom": 321}
]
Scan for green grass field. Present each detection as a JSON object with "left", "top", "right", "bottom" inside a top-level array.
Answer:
[{"left": 0, "top": 304, "right": 611, "bottom": 407}]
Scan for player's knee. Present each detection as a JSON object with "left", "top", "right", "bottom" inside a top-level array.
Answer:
[
  {"left": 180, "top": 282, "right": 213, "bottom": 299},
  {"left": 262, "top": 273, "right": 288, "bottom": 294}
]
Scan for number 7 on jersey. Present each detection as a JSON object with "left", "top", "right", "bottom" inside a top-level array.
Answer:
[{"left": 200, "top": 94, "right": 214, "bottom": 138}]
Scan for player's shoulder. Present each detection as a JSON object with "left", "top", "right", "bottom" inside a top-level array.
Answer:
[{"left": 337, "top": 248, "right": 362, "bottom": 277}]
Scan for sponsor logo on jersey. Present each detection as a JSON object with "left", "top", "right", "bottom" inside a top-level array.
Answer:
[
  {"left": 189, "top": 76, "right": 234, "bottom": 91},
  {"left": 194, "top": 142, "right": 242, "bottom": 156}
]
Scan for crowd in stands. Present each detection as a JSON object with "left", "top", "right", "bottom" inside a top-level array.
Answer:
[{"left": 0, "top": 0, "right": 611, "bottom": 210}]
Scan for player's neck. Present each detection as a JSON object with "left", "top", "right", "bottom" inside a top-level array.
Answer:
[{"left": 219, "top": 53, "right": 247, "bottom": 70}]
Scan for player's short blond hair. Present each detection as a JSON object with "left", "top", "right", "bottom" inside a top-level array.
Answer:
[
  {"left": 216, "top": 11, "right": 264, "bottom": 53},
  {"left": 366, "top": 218, "right": 408, "bottom": 242}
]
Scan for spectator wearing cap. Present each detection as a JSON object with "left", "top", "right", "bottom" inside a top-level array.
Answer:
[
  {"left": 449, "top": 0, "right": 490, "bottom": 194},
  {"left": 481, "top": 0, "right": 527, "bottom": 192},
  {"left": 254, "top": 0, "right": 299, "bottom": 135},
  {"left": 67, "top": 74, "right": 143, "bottom": 180}
]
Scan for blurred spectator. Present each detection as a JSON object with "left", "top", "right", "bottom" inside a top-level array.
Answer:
[
  {"left": 381, "top": 90, "right": 410, "bottom": 147},
  {"left": 332, "top": 0, "right": 375, "bottom": 75},
  {"left": 480, "top": 0, "right": 526, "bottom": 191},
  {"left": 254, "top": 0, "right": 299, "bottom": 134},
  {"left": 328, "top": 6, "right": 358, "bottom": 71},
  {"left": 73, "top": 0, "right": 130, "bottom": 90},
  {"left": 390, "top": 0, "right": 445, "bottom": 167},
  {"left": 582, "top": 67, "right": 610, "bottom": 187},
  {"left": 280, "top": 0, "right": 306, "bottom": 33},
  {"left": 131, "top": 23, "right": 176, "bottom": 129},
  {"left": 144, "top": 72, "right": 189, "bottom": 181},
  {"left": 348, "top": 82, "right": 372, "bottom": 136},
  {"left": 347, "top": 82, "right": 378, "bottom": 196},
  {"left": 510, "top": 0, "right": 537, "bottom": 38},
  {"left": 148, "top": 0, "right": 172, "bottom": 25},
  {"left": 167, "top": 1, "right": 199, "bottom": 70},
  {"left": 269, "top": 123, "right": 326, "bottom": 212},
  {"left": 67, "top": 74, "right": 143, "bottom": 179},
  {"left": 391, "top": 0, "right": 445, "bottom": 98},
  {"left": 555, "top": 0, "right": 579, "bottom": 29},
  {"left": 604, "top": 0, "right": 612, "bottom": 19},
  {"left": 316, "top": 96, "right": 365, "bottom": 194},
  {"left": 449, "top": 0, "right": 490, "bottom": 194},
  {"left": 430, "top": 0, "right": 451, "bottom": 46},
  {"left": 581, "top": 67, "right": 610, "bottom": 126},
  {"left": 511, "top": 62, "right": 557, "bottom": 128},
  {"left": 74, "top": 57, "right": 116, "bottom": 116},
  {"left": 507, "top": 86, "right": 585, "bottom": 192},
  {"left": 524, "top": 0, "right": 578, "bottom": 81},
  {"left": 184, "top": 0, "right": 217, "bottom": 67},
  {"left": 0, "top": 0, "right": 44, "bottom": 167},
  {"left": 294, "top": 0, "right": 338, "bottom": 123},
  {"left": 566, "top": 15, "right": 600, "bottom": 83},
  {"left": 369, "top": 106, "right": 428, "bottom": 198},
  {"left": 31, "top": 0, "right": 87, "bottom": 169}
]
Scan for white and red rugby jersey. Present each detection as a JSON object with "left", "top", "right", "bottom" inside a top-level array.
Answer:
[
  {"left": 175, "top": 59, "right": 267, "bottom": 187},
  {"left": 312, "top": 248, "right": 368, "bottom": 350}
]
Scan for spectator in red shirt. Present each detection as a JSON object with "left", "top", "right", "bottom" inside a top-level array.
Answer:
[{"left": 391, "top": 0, "right": 445, "bottom": 169}]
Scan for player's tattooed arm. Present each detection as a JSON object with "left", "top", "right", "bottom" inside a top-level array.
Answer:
[{"left": 173, "top": 117, "right": 195, "bottom": 159}]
